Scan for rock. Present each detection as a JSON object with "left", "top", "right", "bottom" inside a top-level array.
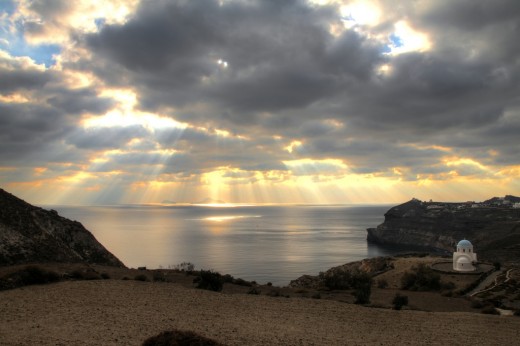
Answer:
[
  {"left": 366, "top": 197, "right": 520, "bottom": 263},
  {"left": 0, "top": 188, "right": 125, "bottom": 267}
]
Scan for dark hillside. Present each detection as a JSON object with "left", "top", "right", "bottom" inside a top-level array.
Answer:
[{"left": 0, "top": 188, "right": 124, "bottom": 267}]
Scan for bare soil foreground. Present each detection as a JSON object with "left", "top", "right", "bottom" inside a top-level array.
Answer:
[{"left": 1, "top": 279, "right": 520, "bottom": 346}]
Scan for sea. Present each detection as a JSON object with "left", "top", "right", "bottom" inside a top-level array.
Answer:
[{"left": 54, "top": 204, "right": 409, "bottom": 286}]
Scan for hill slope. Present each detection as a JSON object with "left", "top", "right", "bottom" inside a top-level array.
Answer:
[{"left": 0, "top": 188, "right": 124, "bottom": 267}]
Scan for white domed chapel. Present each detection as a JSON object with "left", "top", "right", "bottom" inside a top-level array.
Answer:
[{"left": 453, "top": 239, "right": 477, "bottom": 272}]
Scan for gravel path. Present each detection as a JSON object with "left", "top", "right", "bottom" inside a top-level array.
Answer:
[{"left": 1, "top": 280, "right": 519, "bottom": 345}]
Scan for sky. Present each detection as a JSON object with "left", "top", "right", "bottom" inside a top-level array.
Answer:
[{"left": 0, "top": 0, "right": 519, "bottom": 205}]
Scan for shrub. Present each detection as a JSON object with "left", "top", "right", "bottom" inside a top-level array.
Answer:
[
  {"left": 267, "top": 289, "right": 289, "bottom": 298},
  {"left": 134, "top": 274, "right": 148, "bottom": 282},
  {"left": 311, "top": 293, "right": 321, "bottom": 299},
  {"left": 401, "top": 264, "right": 441, "bottom": 291},
  {"left": 222, "top": 274, "right": 234, "bottom": 283},
  {"left": 142, "top": 329, "right": 223, "bottom": 346},
  {"left": 352, "top": 273, "right": 372, "bottom": 305},
  {"left": 68, "top": 268, "right": 100, "bottom": 281},
  {"left": 267, "top": 282, "right": 272, "bottom": 286},
  {"left": 320, "top": 270, "right": 372, "bottom": 293},
  {"left": 171, "top": 262, "right": 195, "bottom": 274},
  {"left": 470, "top": 300, "right": 484, "bottom": 309},
  {"left": 481, "top": 306, "right": 499, "bottom": 315},
  {"left": 233, "top": 278, "right": 252, "bottom": 287},
  {"left": 153, "top": 271, "right": 167, "bottom": 282},
  {"left": 319, "top": 270, "right": 352, "bottom": 290},
  {"left": 441, "top": 281, "right": 455, "bottom": 290},
  {"left": 514, "top": 310, "right": 520, "bottom": 317},
  {"left": 392, "top": 293, "right": 409, "bottom": 310},
  {"left": 441, "top": 290, "right": 453, "bottom": 297},
  {"left": 100, "top": 272, "right": 111, "bottom": 280},
  {"left": 377, "top": 279, "right": 389, "bottom": 288},
  {"left": 247, "top": 287, "right": 261, "bottom": 295},
  {"left": 196, "top": 270, "right": 223, "bottom": 292},
  {"left": 493, "top": 262, "right": 501, "bottom": 271},
  {"left": 19, "top": 266, "right": 60, "bottom": 286}
]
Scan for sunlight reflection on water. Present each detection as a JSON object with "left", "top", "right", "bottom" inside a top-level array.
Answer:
[{"left": 54, "top": 204, "right": 403, "bottom": 286}]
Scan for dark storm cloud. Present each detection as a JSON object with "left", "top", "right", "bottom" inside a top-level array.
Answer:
[
  {"left": 422, "top": 0, "right": 520, "bottom": 31},
  {"left": 47, "top": 88, "right": 114, "bottom": 115},
  {"left": 0, "top": 57, "right": 114, "bottom": 164},
  {"left": 0, "top": 102, "right": 72, "bottom": 162},
  {"left": 66, "top": 125, "right": 148, "bottom": 150},
  {"left": 84, "top": 0, "right": 383, "bottom": 115},
  {"left": 29, "top": 0, "right": 518, "bottom": 181},
  {"left": 0, "top": 68, "right": 53, "bottom": 92}
]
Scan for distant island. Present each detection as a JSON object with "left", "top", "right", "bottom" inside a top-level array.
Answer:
[{"left": 367, "top": 195, "right": 520, "bottom": 264}]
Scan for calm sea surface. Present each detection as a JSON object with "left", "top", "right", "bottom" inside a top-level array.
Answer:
[{"left": 54, "top": 204, "right": 405, "bottom": 286}]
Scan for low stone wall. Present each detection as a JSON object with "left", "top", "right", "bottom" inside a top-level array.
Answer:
[{"left": 430, "top": 261, "right": 494, "bottom": 275}]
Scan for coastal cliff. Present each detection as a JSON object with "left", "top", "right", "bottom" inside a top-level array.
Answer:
[
  {"left": 0, "top": 188, "right": 125, "bottom": 267},
  {"left": 367, "top": 197, "right": 520, "bottom": 263}
]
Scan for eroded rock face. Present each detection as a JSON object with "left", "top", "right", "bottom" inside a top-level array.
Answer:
[
  {"left": 0, "top": 189, "right": 125, "bottom": 267},
  {"left": 366, "top": 198, "right": 520, "bottom": 263}
]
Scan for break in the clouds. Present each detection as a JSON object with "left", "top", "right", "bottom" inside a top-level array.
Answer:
[{"left": 0, "top": 0, "right": 519, "bottom": 205}]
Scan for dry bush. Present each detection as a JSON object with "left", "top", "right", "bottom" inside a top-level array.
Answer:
[{"left": 142, "top": 329, "right": 223, "bottom": 346}]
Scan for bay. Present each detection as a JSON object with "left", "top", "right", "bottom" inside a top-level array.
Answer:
[{"left": 54, "top": 204, "right": 403, "bottom": 286}]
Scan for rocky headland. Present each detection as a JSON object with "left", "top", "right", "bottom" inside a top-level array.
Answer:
[
  {"left": 367, "top": 196, "right": 520, "bottom": 264},
  {"left": 0, "top": 188, "right": 124, "bottom": 267}
]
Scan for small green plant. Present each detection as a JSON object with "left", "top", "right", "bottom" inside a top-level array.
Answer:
[
  {"left": 392, "top": 293, "right": 409, "bottom": 310},
  {"left": 195, "top": 270, "right": 223, "bottom": 292}
]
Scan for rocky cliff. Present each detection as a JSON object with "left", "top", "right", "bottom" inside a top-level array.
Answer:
[
  {"left": 0, "top": 188, "right": 125, "bottom": 267},
  {"left": 367, "top": 197, "right": 520, "bottom": 263}
]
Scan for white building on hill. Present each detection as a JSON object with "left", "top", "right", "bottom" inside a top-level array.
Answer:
[{"left": 453, "top": 239, "right": 477, "bottom": 272}]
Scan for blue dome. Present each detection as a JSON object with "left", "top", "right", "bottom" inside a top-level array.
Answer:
[{"left": 457, "top": 239, "right": 473, "bottom": 248}]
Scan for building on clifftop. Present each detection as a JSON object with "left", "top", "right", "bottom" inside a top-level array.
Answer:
[{"left": 453, "top": 239, "right": 477, "bottom": 272}]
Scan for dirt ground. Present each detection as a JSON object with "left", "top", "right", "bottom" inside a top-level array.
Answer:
[
  {"left": 1, "top": 279, "right": 520, "bottom": 346},
  {"left": 1, "top": 257, "right": 517, "bottom": 345}
]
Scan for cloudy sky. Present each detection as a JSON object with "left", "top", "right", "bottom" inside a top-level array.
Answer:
[{"left": 1, "top": 0, "right": 519, "bottom": 205}]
